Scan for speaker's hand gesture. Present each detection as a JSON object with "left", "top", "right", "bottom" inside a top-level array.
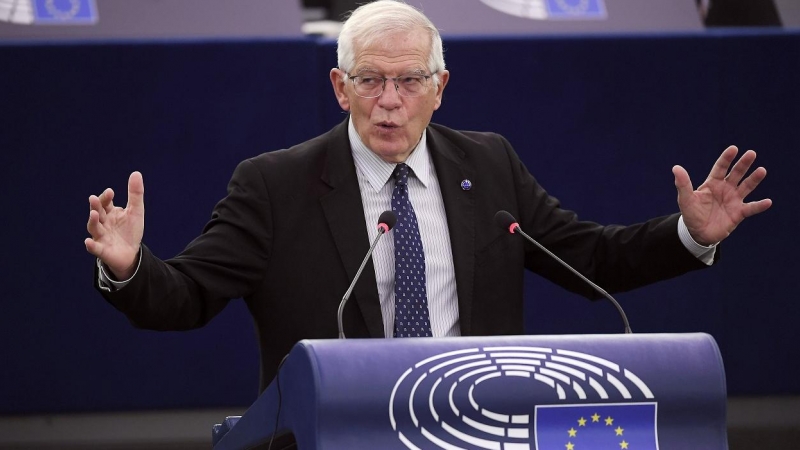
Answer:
[
  {"left": 85, "top": 172, "right": 145, "bottom": 280},
  {"left": 673, "top": 146, "right": 772, "bottom": 246}
]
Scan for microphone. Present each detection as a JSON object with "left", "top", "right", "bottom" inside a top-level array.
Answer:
[
  {"left": 337, "top": 210, "right": 397, "bottom": 339},
  {"left": 494, "top": 210, "right": 633, "bottom": 334}
]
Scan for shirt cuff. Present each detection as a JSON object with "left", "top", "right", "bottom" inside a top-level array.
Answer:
[
  {"left": 678, "top": 215, "right": 717, "bottom": 266},
  {"left": 96, "top": 249, "right": 142, "bottom": 292}
]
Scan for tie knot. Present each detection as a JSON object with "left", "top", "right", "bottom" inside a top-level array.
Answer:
[{"left": 393, "top": 163, "right": 410, "bottom": 186}]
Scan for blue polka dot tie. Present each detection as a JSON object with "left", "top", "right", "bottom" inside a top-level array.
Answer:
[{"left": 391, "top": 163, "right": 432, "bottom": 338}]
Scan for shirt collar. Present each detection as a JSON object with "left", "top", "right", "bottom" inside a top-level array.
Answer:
[{"left": 348, "top": 117, "right": 431, "bottom": 192}]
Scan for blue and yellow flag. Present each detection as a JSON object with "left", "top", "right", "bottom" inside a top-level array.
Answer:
[
  {"left": 535, "top": 403, "right": 658, "bottom": 449},
  {"left": 32, "top": 0, "right": 98, "bottom": 24},
  {"left": 545, "top": 0, "right": 606, "bottom": 19}
]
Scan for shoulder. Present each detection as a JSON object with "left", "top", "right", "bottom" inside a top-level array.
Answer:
[
  {"left": 428, "top": 122, "right": 512, "bottom": 152},
  {"left": 234, "top": 121, "right": 349, "bottom": 186},
  {"left": 247, "top": 126, "right": 338, "bottom": 171},
  {"left": 427, "top": 123, "right": 519, "bottom": 173},
  {"left": 426, "top": 122, "right": 531, "bottom": 192}
]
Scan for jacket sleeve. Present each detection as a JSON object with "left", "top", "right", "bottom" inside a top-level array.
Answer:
[
  {"left": 498, "top": 135, "right": 714, "bottom": 299},
  {"left": 95, "top": 158, "right": 273, "bottom": 330}
]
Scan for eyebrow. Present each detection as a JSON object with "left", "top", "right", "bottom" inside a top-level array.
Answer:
[{"left": 354, "top": 67, "right": 428, "bottom": 76}]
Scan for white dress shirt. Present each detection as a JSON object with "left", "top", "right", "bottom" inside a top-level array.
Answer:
[{"left": 349, "top": 119, "right": 461, "bottom": 338}]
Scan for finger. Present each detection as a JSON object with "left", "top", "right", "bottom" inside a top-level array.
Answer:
[
  {"left": 99, "top": 188, "right": 116, "bottom": 215},
  {"left": 708, "top": 145, "right": 738, "bottom": 181},
  {"left": 672, "top": 165, "right": 694, "bottom": 202},
  {"left": 126, "top": 171, "right": 145, "bottom": 213},
  {"left": 86, "top": 209, "right": 106, "bottom": 238},
  {"left": 84, "top": 237, "right": 104, "bottom": 258},
  {"left": 88, "top": 195, "right": 107, "bottom": 223},
  {"left": 737, "top": 166, "right": 767, "bottom": 198},
  {"left": 725, "top": 149, "right": 756, "bottom": 186},
  {"left": 742, "top": 198, "right": 773, "bottom": 218}
]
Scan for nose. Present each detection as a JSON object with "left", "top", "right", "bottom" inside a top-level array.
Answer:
[{"left": 377, "top": 79, "right": 402, "bottom": 108}]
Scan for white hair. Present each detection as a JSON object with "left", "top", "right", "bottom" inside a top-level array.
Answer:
[{"left": 336, "top": 0, "right": 446, "bottom": 86}]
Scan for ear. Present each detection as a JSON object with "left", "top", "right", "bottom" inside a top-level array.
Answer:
[
  {"left": 432, "top": 70, "right": 450, "bottom": 111},
  {"left": 330, "top": 68, "right": 351, "bottom": 111}
]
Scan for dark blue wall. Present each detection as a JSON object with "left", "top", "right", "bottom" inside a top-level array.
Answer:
[{"left": 1, "top": 30, "right": 797, "bottom": 414}]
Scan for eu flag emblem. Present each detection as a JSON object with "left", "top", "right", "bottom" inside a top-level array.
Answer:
[
  {"left": 32, "top": 0, "right": 98, "bottom": 24},
  {"left": 545, "top": 0, "right": 606, "bottom": 19},
  {"left": 535, "top": 403, "right": 658, "bottom": 449}
]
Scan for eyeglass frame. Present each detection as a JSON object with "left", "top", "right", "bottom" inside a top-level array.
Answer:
[{"left": 345, "top": 71, "right": 437, "bottom": 98}]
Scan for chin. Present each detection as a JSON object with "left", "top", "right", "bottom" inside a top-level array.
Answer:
[{"left": 370, "top": 142, "right": 411, "bottom": 163}]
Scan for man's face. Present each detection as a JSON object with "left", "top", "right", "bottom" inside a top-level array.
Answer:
[{"left": 330, "top": 30, "right": 449, "bottom": 163}]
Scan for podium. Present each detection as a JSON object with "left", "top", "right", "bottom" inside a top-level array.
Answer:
[{"left": 213, "top": 333, "right": 727, "bottom": 449}]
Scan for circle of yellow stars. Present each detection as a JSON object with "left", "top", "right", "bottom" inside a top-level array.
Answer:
[{"left": 564, "top": 412, "right": 628, "bottom": 449}]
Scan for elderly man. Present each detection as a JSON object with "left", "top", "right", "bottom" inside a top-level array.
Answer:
[{"left": 86, "top": 0, "right": 770, "bottom": 393}]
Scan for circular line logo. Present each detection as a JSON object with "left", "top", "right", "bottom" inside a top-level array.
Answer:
[
  {"left": 1, "top": 0, "right": 35, "bottom": 24},
  {"left": 389, "top": 346, "right": 655, "bottom": 449}
]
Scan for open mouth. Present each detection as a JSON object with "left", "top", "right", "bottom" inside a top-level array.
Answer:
[{"left": 376, "top": 121, "right": 400, "bottom": 130}]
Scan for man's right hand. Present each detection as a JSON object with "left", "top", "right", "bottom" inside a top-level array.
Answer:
[{"left": 85, "top": 171, "right": 145, "bottom": 281}]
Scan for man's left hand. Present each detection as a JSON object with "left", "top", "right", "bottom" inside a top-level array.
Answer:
[{"left": 673, "top": 145, "right": 772, "bottom": 246}]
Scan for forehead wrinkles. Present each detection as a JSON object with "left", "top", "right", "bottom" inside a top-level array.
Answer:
[
  {"left": 354, "top": 54, "right": 427, "bottom": 73},
  {"left": 353, "top": 33, "right": 431, "bottom": 72}
]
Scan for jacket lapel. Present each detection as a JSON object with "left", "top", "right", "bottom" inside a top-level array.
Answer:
[
  {"left": 427, "top": 126, "right": 476, "bottom": 336},
  {"left": 319, "top": 119, "right": 385, "bottom": 338}
]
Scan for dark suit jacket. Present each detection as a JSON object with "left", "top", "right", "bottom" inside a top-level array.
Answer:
[{"left": 99, "top": 118, "right": 710, "bottom": 389}]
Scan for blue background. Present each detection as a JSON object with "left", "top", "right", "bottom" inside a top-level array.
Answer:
[{"left": 0, "top": 30, "right": 798, "bottom": 414}]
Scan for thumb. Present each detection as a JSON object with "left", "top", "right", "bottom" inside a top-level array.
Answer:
[
  {"left": 672, "top": 165, "right": 694, "bottom": 203},
  {"left": 127, "top": 171, "right": 145, "bottom": 212}
]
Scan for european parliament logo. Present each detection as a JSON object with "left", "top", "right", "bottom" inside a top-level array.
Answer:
[
  {"left": 481, "top": 0, "right": 607, "bottom": 21},
  {"left": 0, "top": 0, "right": 98, "bottom": 25},
  {"left": 389, "top": 346, "right": 659, "bottom": 449}
]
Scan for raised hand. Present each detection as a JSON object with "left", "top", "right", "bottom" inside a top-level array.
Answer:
[
  {"left": 673, "top": 146, "right": 772, "bottom": 246},
  {"left": 85, "top": 172, "right": 145, "bottom": 280}
]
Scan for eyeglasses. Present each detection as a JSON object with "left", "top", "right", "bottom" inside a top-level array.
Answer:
[{"left": 347, "top": 72, "right": 434, "bottom": 98}]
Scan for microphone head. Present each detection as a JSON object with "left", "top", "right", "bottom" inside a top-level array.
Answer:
[
  {"left": 377, "top": 210, "right": 397, "bottom": 232},
  {"left": 494, "top": 210, "right": 519, "bottom": 234}
]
